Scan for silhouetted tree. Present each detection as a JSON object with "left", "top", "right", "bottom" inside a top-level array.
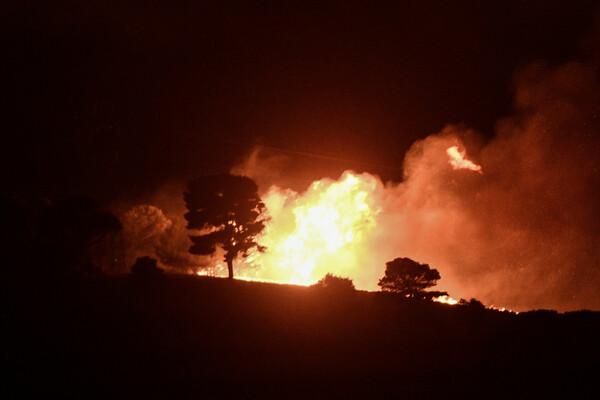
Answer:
[
  {"left": 378, "top": 257, "right": 448, "bottom": 300},
  {"left": 313, "top": 273, "right": 356, "bottom": 292},
  {"left": 458, "top": 298, "right": 486, "bottom": 309},
  {"left": 36, "top": 195, "right": 122, "bottom": 275},
  {"left": 184, "top": 174, "right": 267, "bottom": 279}
]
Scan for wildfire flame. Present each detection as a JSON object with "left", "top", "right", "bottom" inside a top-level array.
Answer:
[
  {"left": 446, "top": 146, "right": 482, "bottom": 173},
  {"left": 194, "top": 145, "right": 487, "bottom": 303},
  {"left": 238, "top": 171, "right": 382, "bottom": 286},
  {"left": 434, "top": 295, "right": 459, "bottom": 305},
  {"left": 232, "top": 145, "right": 481, "bottom": 296}
]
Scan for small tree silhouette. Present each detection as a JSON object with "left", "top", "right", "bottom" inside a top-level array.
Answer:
[
  {"left": 313, "top": 273, "right": 356, "bottom": 292},
  {"left": 36, "top": 195, "right": 122, "bottom": 275},
  {"left": 131, "top": 256, "right": 164, "bottom": 276},
  {"left": 378, "top": 257, "right": 448, "bottom": 300}
]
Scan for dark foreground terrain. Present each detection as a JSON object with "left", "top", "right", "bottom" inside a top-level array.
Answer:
[{"left": 3, "top": 273, "right": 599, "bottom": 398}]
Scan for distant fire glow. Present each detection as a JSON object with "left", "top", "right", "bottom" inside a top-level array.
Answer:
[{"left": 446, "top": 146, "right": 482, "bottom": 173}]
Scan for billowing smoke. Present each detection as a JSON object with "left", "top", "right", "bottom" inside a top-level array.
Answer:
[
  {"left": 235, "top": 59, "right": 600, "bottom": 312},
  {"left": 116, "top": 181, "right": 209, "bottom": 272}
]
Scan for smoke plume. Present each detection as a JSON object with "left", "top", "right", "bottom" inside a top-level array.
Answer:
[
  {"left": 116, "top": 181, "right": 209, "bottom": 273},
  {"left": 235, "top": 60, "right": 600, "bottom": 312}
]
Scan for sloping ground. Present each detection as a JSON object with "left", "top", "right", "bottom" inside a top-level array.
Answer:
[{"left": 3, "top": 274, "right": 599, "bottom": 398}]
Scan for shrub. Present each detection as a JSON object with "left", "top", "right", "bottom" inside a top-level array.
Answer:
[
  {"left": 131, "top": 256, "right": 164, "bottom": 276},
  {"left": 313, "top": 273, "right": 356, "bottom": 292}
]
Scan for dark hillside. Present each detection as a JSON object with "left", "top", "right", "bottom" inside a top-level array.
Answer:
[{"left": 3, "top": 274, "right": 599, "bottom": 398}]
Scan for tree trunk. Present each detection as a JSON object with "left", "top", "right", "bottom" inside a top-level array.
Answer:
[{"left": 227, "top": 259, "right": 234, "bottom": 279}]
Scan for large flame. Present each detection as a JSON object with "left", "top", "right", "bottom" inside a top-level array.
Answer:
[
  {"left": 238, "top": 171, "right": 383, "bottom": 286},
  {"left": 446, "top": 145, "right": 482, "bottom": 173},
  {"left": 234, "top": 146, "right": 480, "bottom": 294}
]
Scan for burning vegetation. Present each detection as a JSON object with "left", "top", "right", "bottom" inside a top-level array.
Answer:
[{"left": 117, "top": 57, "right": 600, "bottom": 313}]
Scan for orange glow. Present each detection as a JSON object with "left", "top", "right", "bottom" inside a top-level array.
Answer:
[{"left": 446, "top": 146, "right": 482, "bottom": 173}]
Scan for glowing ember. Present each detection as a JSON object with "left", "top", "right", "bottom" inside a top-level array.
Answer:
[
  {"left": 446, "top": 146, "right": 482, "bottom": 173},
  {"left": 238, "top": 171, "right": 382, "bottom": 286}
]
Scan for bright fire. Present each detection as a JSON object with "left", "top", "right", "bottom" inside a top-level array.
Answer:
[
  {"left": 434, "top": 295, "right": 459, "bottom": 305},
  {"left": 201, "top": 145, "right": 481, "bottom": 300},
  {"left": 237, "top": 171, "right": 382, "bottom": 286},
  {"left": 446, "top": 146, "right": 482, "bottom": 173}
]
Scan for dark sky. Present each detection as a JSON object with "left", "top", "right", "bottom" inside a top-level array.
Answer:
[{"left": 4, "top": 0, "right": 599, "bottom": 200}]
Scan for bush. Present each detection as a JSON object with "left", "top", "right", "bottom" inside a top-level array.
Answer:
[
  {"left": 378, "top": 257, "right": 447, "bottom": 300},
  {"left": 313, "top": 273, "right": 356, "bottom": 292},
  {"left": 458, "top": 298, "right": 486, "bottom": 309},
  {"left": 131, "top": 256, "right": 164, "bottom": 276}
]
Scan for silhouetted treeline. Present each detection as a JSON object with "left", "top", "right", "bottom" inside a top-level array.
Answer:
[
  {"left": 2, "top": 193, "right": 121, "bottom": 280},
  {"left": 3, "top": 272, "right": 599, "bottom": 398}
]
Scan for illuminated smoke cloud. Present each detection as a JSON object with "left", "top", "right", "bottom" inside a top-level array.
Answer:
[
  {"left": 120, "top": 205, "right": 172, "bottom": 268},
  {"left": 236, "top": 59, "right": 600, "bottom": 312},
  {"left": 118, "top": 186, "right": 208, "bottom": 272}
]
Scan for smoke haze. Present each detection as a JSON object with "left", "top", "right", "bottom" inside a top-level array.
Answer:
[{"left": 116, "top": 181, "right": 208, "bottom": 273}]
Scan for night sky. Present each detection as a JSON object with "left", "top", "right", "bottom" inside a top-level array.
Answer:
[{"left": 5, "top": 1, "right": 599, "bottom": 200}]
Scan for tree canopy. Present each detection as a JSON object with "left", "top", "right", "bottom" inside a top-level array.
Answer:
[
  {"left": 378, "top": 257, "right": 448, "bottom": 300},
  {"left": 184, "top": 174, "right": 266, "bottom": 279}
]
